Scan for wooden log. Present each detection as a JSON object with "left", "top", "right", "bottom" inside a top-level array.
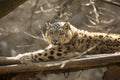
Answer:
[
  {"left": 0, "top": 53, "right": 120, "bottom": 74},
  {"left": 0, "top": 0, "right": 27, "bottom": 18},
  {"left": 0, "top": 57, "right": 20, "bottom": 65}
]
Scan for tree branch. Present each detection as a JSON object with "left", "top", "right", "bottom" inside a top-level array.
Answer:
[
  {"left": 0, "top": 0, "right": 27, "bottom": 18},
  {"left": 0, "top": 53, "right": 120, "bottom": 74},
  {"left": 102, "top": 0, "right": 120, "bottom": 7}
]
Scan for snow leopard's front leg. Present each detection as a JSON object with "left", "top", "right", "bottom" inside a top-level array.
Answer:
[{"left": 17, "top": 45, "right": 75, "bottom": 64}]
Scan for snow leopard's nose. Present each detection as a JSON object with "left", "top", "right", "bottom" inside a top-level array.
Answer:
[
  {"left": 53, "top": 40, "right": 58, "bottom": 43},
  {"left": 52, "top": 36, "right": 59, "bottom": 43},
  {"left": 52, "top": 39, "right": 59, "bottom": 45}
]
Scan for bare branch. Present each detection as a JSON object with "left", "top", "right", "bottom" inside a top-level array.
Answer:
[
  {"left": 90, "top": 0, "right": 100, "bottom": 23},
  {"left": 102, "top": 0, "right": 120, "bottom": 7}
]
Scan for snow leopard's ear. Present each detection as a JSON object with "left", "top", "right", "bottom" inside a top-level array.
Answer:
[
  {"left": 63, "top": 22, "right": 71, "bottom": 30},
  {"left": 45, "top": 22, "right": 52, "bottom": 29}
]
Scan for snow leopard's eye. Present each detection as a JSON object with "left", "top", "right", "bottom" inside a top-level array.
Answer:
[{"left": 60, "top": 31, "right": 65, "bottom": 35}]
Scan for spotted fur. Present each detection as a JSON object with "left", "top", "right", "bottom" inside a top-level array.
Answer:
[{"left": 18, "top": 22, "right": 120, "bottom": 63}]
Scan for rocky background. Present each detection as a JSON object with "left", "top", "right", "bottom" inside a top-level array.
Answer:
[{"left": 0, "top": 0, "right": 120, "bottom": 80}]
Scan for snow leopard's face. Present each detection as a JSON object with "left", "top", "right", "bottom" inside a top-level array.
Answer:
[{"left": 45, "top": 22, "right": 74, "bottom": 45}]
